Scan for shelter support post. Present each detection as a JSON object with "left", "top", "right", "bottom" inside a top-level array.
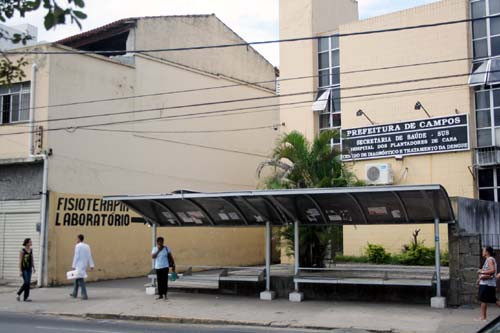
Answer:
[
  {"left": 289, "top": 221, "right": 304, "bottom": 302},
  {"left": 260, "top": 222, "right": 276, "bottom": 300},
  {"left": 431, "top": 216, "right": 446, "bottom": 308},
  {"left": 152, "top": 223, "right": 157, "bottom": 271},
  {"left": 434, "top": 217, "right": 442, "bottom": 298},
  {"left": 145, "top": 223, "right": 158, "bottom": 295}
]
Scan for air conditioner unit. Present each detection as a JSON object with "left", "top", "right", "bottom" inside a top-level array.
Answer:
[{"left": 365, "top": 163, "right": 394, "bottom": 185}]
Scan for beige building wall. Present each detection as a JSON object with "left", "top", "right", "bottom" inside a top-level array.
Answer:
[
  {"left": 279, "top": 0, "right": 473, "bottom": 255},
  {"left": 0, "top": 50, "right": 50, "bottom": 160},
  {"left": 341, "top": 0, "right": 471, "bottom": 255},
  {"left": 45, "top": 46, "right": 278, "bottom": 194},
  {"left": 40, "top": 46, "right": 277, "bottom": 282},
  {"left": 47, "top": 192, "right": 265, "bottom": 285},
  {"left": 279, "top": 0, "right": 358, "bottom": 140},
  {"left": 0, "top": 36, "right": 277, "bottom": 282},
  {"left": 134, "top": 16, "right": 276, "bottom": 91}
]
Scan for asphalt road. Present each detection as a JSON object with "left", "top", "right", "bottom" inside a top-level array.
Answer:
[{"left": 0, "top": 312, "right": 359, "bottom": 333}]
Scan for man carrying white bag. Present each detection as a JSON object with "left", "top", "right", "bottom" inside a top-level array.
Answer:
[{"left": 68, "top": 234, "right": 94, "bottom": 300}]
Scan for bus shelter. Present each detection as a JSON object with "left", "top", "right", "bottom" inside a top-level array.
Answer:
[{"left": 105, "top": 184, "right": 455, "bottom": 308}]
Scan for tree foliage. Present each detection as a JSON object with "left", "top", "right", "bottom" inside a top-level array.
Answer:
[
  {"left": 258, "top": 130, "right": 361, "bottom": 189},
  {"left": 258, "top": 130, "right": 362, "bottom": 267},
  {"left": 0, "top": 0, "right": 87, "bottom": 84}
]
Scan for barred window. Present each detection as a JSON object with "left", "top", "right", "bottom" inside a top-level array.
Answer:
[{"left": 0, "top": 82, "right": 30, "bottom": 125}]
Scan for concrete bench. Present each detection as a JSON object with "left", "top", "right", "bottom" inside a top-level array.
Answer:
[
  {"left": 294, "top": 266, "right": 448, "bottom": 288},
  {"left": 293, "top": 276, "right": 433, "bottom": 287},
  {"left": 145, "top": 266, "right": 265, "bottom": 293}
]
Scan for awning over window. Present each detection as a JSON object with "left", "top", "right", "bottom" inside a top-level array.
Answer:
[
  {"left": 469, "top": 61, "right": 489, "bottom": 86},
  {"left": 312, "top": 89, "right": 331, "bottom": 112},
  {"left": 105, "top": 185, "right": 455, "bottom": 227},
  {"left": 469, "top": 59, "right": 500, "bottom": 86},
  {"left": 488, "top": 58, "right": 500, "bottom": 85}
]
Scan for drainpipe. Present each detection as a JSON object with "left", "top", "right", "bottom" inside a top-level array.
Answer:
[
  {"left": 28, "top": 64, "right": 37, "bottom": 156},
  {"left": 36, "top": 154, "right": 48, "bottom": 287},
  {"left": 27, "top": 63, "right": 48, "bottom": 287}
]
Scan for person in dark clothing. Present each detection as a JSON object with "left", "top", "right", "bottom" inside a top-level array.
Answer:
[
  {"left": 16, "top": 238, "right": 35, "bottom": 302},
  {"left": 151, "top": 236, "right": 175, "bottom": 300}
]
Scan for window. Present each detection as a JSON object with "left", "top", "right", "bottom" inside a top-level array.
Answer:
[
  {"left": 0, "top": 82, "right": 30, "bottom": 125},
  {"left": 471, "top": 0, "right": 500, "bottom": 60},
  {"left": 475, "top": 87, "right": 500, "bottom": 147},
  {"left": 317, "top": 36, "right": 341, "bottom": 150},
  {"left": 478, "top": 167, "right": 500, "bottom": 201},
  {"left": 469, "top": 61, "right": 489, "bottom": 85},
  {"left": 317, "top": 36, "right": 340, "bottom": 89}
]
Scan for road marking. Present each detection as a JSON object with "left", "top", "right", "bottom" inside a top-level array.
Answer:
[{"left": 35, "top": 326, "right": 123, "bottom": 333}]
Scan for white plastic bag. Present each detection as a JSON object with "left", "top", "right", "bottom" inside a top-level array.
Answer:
[{"left": 66, "top": 270, "right": 87, "bottom": 280}]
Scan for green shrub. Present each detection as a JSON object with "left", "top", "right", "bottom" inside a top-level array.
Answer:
[
  {"left": 398, "top": 242, "right": 435, "bottom": 265},
  {"left": 440, "top": 251, "right": 449, "bottom": 267},
  {"left": 365, "top": 243, "right": 391, "bottom": 264}
]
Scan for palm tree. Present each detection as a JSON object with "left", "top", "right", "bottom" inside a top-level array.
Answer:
[
  {"left": 258, "top": 130, "right": 358, "bottom": 189},
  {"left": 258, "top": 130, "right": 361, "bottom": 267}
]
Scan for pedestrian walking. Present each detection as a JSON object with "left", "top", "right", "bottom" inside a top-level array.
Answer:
[
  {"left": 16, "top": 238, "right": 35, "bottom": 302},
  {"left": 151, "top": 236, "right": 175, "bottom": 300},
  {"left": 476, "top": 246, "right": 500, "bottom": 321},
  {"left": 70, "top": 234, "right": 94, "bottom": 300}
]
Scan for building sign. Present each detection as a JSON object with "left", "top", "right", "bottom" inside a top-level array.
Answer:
[
  {"left": 53, "top": 194, "right": 138, "bottom": 227},
  {"left": 342, "top": 114, "right": 469, "bottom": 161}
]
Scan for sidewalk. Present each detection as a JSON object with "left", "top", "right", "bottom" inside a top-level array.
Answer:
[{"left": 0, "top": 277, "right": 498, "bottom": 333}]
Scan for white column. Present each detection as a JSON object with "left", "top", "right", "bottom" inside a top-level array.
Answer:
[
  {"left": 146, "top": 223, "right": 158, "bottom": 295},
  {"left": 266, "top": 222, "right": 271, "bottom": 291},
  {"left": 431, "top": 217, "right": 446, "bottom": 308},
  {"left": 434, "top": 217, "right": 442, "bottom": 297},
  {"left": 260, "top": 222, "right": 276, "bottom": 300},
  {"left": 289, "top": 221, "right": 303, "bottom": 302},
  {"left": 152, "top": 223, "right": 157, "bottom": 270},
  {"left": 294, "top": 220, "right": 299, "bottom": 291}
]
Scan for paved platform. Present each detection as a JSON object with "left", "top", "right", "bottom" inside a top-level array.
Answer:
[{"left": 0, "top": 277, "right": 498, "bottom": 333}]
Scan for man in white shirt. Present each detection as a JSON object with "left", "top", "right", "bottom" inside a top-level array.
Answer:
[
  {"left": 152, "top": 236, "right": 175, "bottom": 300},
  {"left": 70, "top": 234, "right": 94, "bottom": 300}
]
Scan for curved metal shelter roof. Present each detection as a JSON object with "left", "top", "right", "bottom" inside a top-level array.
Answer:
[{"left": 105, "top": 185, "right": 455, "bottom": 227}]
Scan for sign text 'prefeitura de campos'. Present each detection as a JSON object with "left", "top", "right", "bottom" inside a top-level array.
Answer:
[{"left": 342, "top": 114, "right": 470, "bottom": 161}]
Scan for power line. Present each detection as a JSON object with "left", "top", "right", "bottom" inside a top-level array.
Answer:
[
  {"left": 2, "top": 67, "right": 479, "bottom": 128},
  {"left": 2, "top": 56, "right": 472, "bottom": 115},
  {"left": 79, "top": 123, "right": 283, "bottom": 135},
  {"left": 133, "top": 135, "right": 269, "bottom": 158},
  {"left": 3, "top": 15, "right": 497, "bottom": 55},
  {"left": 53, "top": 154, "right": 256, "bottom": 188},
  {"left": 0, "top": 81, "right": 469, "bottom": 137}
]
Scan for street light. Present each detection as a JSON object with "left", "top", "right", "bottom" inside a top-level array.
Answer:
[
  {"left": 415, "top": 101, "right": 432, "bottom": 118},
  {"left": 356, "top": 109, "right": 375, "bottom": 125}
]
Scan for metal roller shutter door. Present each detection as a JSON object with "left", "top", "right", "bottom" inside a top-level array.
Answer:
[{"left": 0, "top": 200, "right": 41, "bottom": 281}]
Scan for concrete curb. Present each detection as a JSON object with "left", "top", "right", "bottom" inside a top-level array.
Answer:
[{"left": 47, "top": 312, "right": 393, "bottom": 333}]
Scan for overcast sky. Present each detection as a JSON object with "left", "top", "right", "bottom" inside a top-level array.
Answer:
[{"left": 7, "top": 0, "right": 439, "bottom": 66}]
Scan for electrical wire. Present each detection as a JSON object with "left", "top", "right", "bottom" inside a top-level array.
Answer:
[
  {"left": 79, "top": 124, "right": 282, "bottom": 134},
  {"left": 0, "top": 81, "right": 469, "bottom": 137},
  {"left": 133, "top": 135, "right": 269, "bottom": 158},
  {"left": 0, "top": 56, "right": 473, "bottom": 115},
  {"left": 53, "top": 154, "right": 256, "bottom": 188},
  {"left": 3, "top": 14, "right": 497, "bottom": 55},
  {"left": 1, "top": 67, "right": 480, "bottom": 128}
]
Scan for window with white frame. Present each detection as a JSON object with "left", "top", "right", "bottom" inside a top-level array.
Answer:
[
  {"left": 478, "top": 167, "right": 500, "bottom": 201},
  {"left": 471, "top": 0, "right": 500, "bottom": 61},
  {"left": 317, "top": 36, "right": 341, "bottom": 150},
  {"left": 475, "top": 88, "right": 500, "bottom": 146},
  {"left": 0, "top": 82, "right": 30, "bottom": 125}
]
